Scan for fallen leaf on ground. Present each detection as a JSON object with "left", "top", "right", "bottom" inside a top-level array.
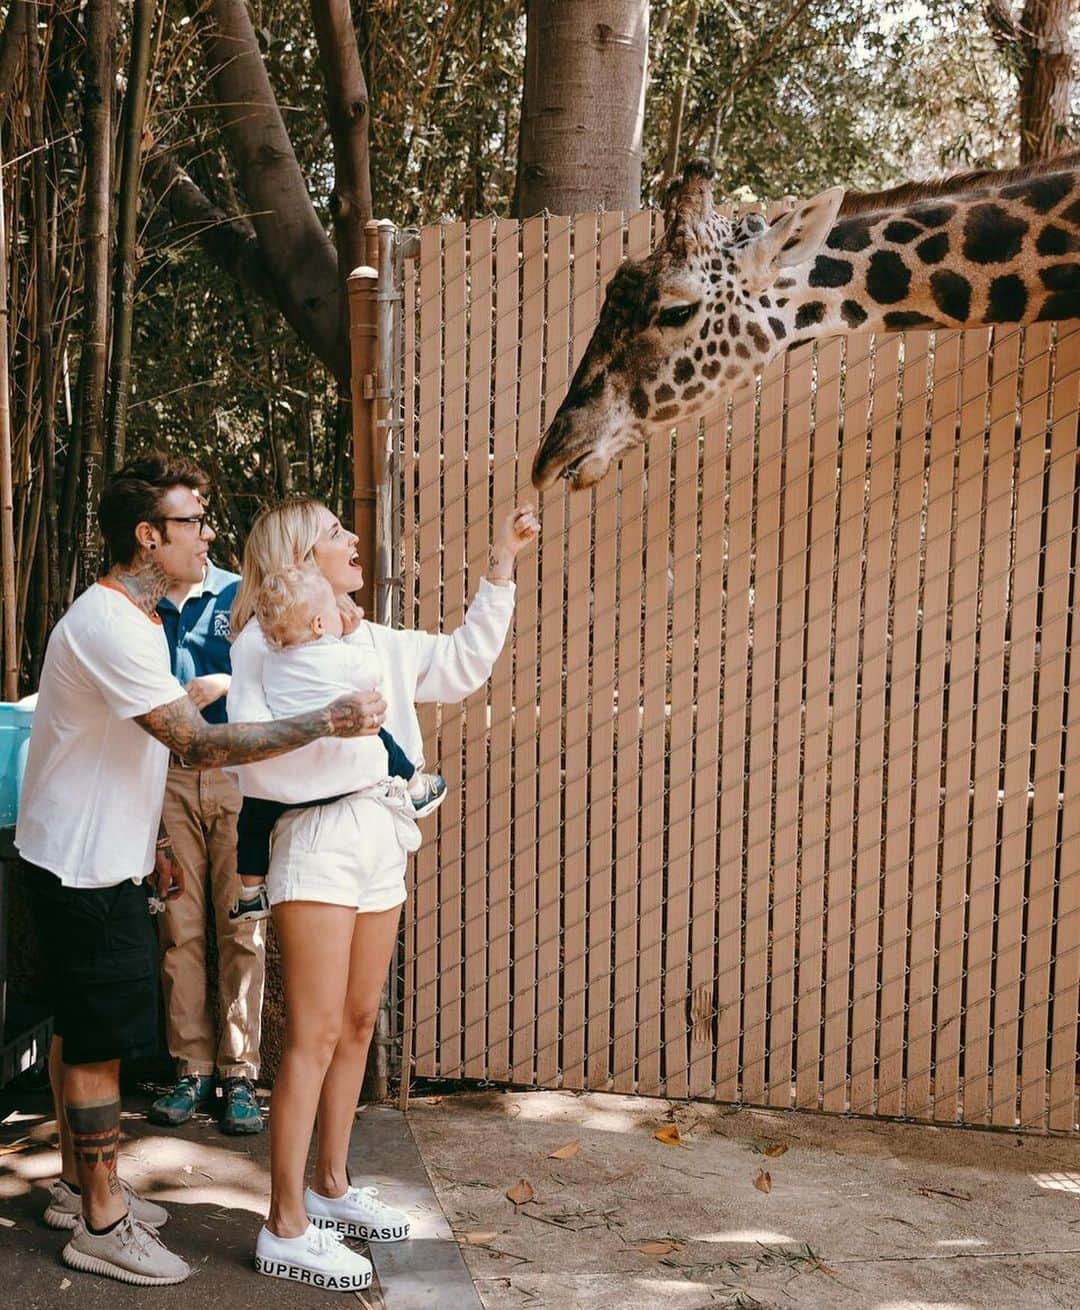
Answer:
[
  {"left": 506, "top": 1179, "right": 535, "bottom": 1205},
  {"left": 0, "top": 1137, "right": 32, "bottom": 1156},
  {"left": 653, "top": 1124, "right": 686, "bottom": 1148},
  {"left": 0, "top": 1217, "right": 15, "bottom": 1228},
  {"left": 463, "top": 1231, "right": 499, "bottom": 1245},
  {"left": 764, "top": 1142, "right": 788, "bottom": 1158},
  {"left": 182, "top": 1164, "right": 193, "bottom": 1174},
  {"left": 548, "top": 1140, "right": 580, "bottom": 1160},
  {"left": 59, "top": 1280, "right": 71, "bottom": 1291},
  {"left": 635, "top": 1240, "right": 685, "bottom": 1255},
  {"left": 753, "top": 1169, "right": 772, "bottom": 1193}
]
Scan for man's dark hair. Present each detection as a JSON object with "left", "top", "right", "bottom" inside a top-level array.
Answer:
[{"left": 98, "top": 449, "right": 211, "bottom": 565}]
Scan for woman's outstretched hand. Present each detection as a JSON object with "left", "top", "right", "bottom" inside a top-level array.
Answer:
[{"left": 490, "top": 503, "right": 540, "bottom": 582}]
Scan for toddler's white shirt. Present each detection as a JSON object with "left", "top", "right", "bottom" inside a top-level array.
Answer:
[{"left": 262, "top": 627, "right": 383, "bottom": 719}]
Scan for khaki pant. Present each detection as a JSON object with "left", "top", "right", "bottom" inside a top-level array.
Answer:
[{"left": 158, "top": 764, "right": 265, "bottom": 1080}]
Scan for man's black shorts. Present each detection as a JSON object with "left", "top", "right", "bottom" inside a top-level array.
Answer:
[{"left": 21, "top": 858, "right": 160, "bottom": 1066}]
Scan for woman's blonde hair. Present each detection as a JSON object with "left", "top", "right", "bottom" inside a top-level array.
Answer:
[{"left": 231, "top": 498, "right": 325, "bottom": 637}]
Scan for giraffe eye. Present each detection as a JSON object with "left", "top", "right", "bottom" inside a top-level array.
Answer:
[{"left": 656, "top": 302, "right": 700, "bottom": 329}]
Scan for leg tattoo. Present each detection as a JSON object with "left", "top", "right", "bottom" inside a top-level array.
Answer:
[{"left": 66, "top": 1099, "right": 122, "bottom": 1177}]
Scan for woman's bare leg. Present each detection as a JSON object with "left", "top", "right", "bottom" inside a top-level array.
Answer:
[
  {"left": 267, "top": 901, "right": 357, "bottom": 1237},
  {"left": 310, "top": 904, "right": 402, "bottom": 1199}
]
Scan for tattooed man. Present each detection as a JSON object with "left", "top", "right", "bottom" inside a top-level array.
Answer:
[{"left": 15, "top": 450, "right": 386, "bottom": 1287}]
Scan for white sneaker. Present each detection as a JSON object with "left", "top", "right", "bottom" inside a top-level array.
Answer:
[
  {"left": 255, "top": 1223, "right": 372, "bottom": 1291},
  {"left": 45, "top": 1177, "right": 169, "bottom": 1231},
  {"left": 61, "top": 1215, "right": 190, "bottom": 1286},
  {"left": 305, "top": 1184, "right": 411, "bottom": 1241}
]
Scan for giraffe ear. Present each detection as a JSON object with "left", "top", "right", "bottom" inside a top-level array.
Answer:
[{"left": 753, "top": 185, "right": 846, "bottom": 271}]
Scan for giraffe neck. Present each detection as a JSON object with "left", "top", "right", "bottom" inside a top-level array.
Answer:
[{"left": 780, "top": 167, "right": 1080, "bottom": 344}]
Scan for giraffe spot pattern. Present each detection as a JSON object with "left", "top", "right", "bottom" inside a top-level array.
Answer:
[
  {"left": 719, "top": 340, "right": 730, "bottom": 356},
  {"left": 907, "top": 202, "right": 956, "bottom": 227},
  {"left": 707, "top": 340, "right": 717, "bottom": 355},
  {"left": 985, "top": 274, "right": 1028, "bottom": 322},
  {"left": 1061, "top": 198, "right": 1080, "bottom": 225},
  {"left": 916, "top": 233, "right": 949, "bottom": 264},
  {"left": 728, "top": 313, "right": 740, "bottom": 335},
  {"left": 1000, "top": 173, "right": 1072, "bottom": 214},
  {"left": 1037, "top": 292, "right": 1076, "bottom": 320},
  {"left": 724, "top": 364, "right": 741, "bottom": 380},
  {"left": 841, "top": 300, "right": 867, "bottom": 328},
  {"left": 769, "top": 316, "right": 787, "bottom": 340},
  {"left": 962, "top": 203, "right": 1028, "bottom": 264},
  {"left": 884, "top": 310, "right": 936, "bottom": 330},
  {"left": 655, "top": 383, "right": 675, "bottom": 403},
  {"left": 1040, "top": 263, "right": 1080, "bottom": 296},
  {"left": 654, "top": 405, "right": 679, "bottom": 422},
  {"left": 630, "top": 386, "right": 649, "bottom": 419},
  {"left": 795, "top": 302, "right": 825, "bottom": 329},
  {"left": 809, "top": 255, "right": 854, "bottom": 288},
  {"left": 929, "top": 269, "right": 972, "bottom": 322},
  {"left": 747, "top": 322, "right": 771, "bottom": 352},
  {"left": 826, "top": 218, "right": 873, "bottom": 252},
  {"left": 674, "top": 357, "right": 694, "bottom": 383},
  {"left": 703, "top": 360, "right": 722, "bottom": 379},
  {"left": 866, "top": 250, "right": 912, "bottom": 304},
  {"left": 683, "top": 382, "right": 705, "bottom": 400},
  {"left": 735, "top": 342, "right": 751, "bottom": 359},
  {"left": 883, "top": 220, "right": 922, "bottom": 244},
  {"left": 1037, "top": 225, "right": 1079, "bottom": 256}
]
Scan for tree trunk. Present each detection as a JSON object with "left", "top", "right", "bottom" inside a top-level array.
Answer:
[
  {"left": 107, "top": 0, "right": 156, "bottom": 471},
  {"left": 190, "top": 0, "right": 348, "bottom": 384},
  {"left": 311, "top": 0, "right": 373, "bottom": 286},
  {"left": 662, "top": 2, "right": 700, "bottom": 186},
  {"left": 1019, "top": 0, "right": 1075, "bottom": 160},
  {"left": 0, "top": 141, "right": 17, "bottom": 697},
  {"left": 514, "top": 0, "right": 649, "bottom": 217},
  {"left": 27, "top": 0, "right": 60, "bottom": 630},
  {"left": 0, "top": 0, "right": 31, "bottom": 118},
  {"left": 74, "top": 0, "right": 114, "bottom": 592}
]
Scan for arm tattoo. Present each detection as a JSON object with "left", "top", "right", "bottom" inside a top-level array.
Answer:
[
  {"left": 67, "top": 1098, "right": 121, "bottom": 1175},
  {"left": 135, "top": 691, "right": 376, "bottom": 770}
]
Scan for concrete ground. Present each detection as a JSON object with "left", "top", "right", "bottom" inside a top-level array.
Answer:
[
  {"left": 407, "top": 1088, "right": 1080, "bottom": 1310},
  {"left": 3, "top": 1083, "right": 1080, "bottom": 1309}
]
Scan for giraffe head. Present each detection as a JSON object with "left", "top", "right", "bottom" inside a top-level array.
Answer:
[{"left": 532, "top": 161, "right": 844, "bottom": 491}]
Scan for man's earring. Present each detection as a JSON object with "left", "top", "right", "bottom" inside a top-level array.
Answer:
[{"left": 149, "top": 543, "right": 156, "bottom": 551}]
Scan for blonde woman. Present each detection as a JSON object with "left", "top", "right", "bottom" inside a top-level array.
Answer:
[{"left": 227, "top": 497, "right": 539, "bottom": 1292}]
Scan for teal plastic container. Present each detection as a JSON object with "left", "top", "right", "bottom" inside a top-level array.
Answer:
[{"left": 0, "top": 701, "right": 34, "bottom": 826}]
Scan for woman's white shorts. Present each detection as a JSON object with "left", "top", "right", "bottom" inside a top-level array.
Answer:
[{"left": 267, "top": 781, "right": 422, "bottom": 914}]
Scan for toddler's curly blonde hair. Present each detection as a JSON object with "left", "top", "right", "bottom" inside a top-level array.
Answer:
[{"left": 255, "top": 564, "right": 332, "bottom": 651}]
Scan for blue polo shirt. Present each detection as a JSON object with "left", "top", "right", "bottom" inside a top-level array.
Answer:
[{"left": 156, "top": 561, "right": 240, "bottom": 724}]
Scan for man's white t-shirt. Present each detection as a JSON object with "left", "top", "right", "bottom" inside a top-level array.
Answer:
[{"left": 15, "top": 581, "right": 187, "bottom": 889}]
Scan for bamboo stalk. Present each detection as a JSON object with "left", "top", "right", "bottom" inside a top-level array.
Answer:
[{"left": 0, "top": 140, "right": 19, "bottom": 698}]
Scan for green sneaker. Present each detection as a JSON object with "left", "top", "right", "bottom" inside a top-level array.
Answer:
[
  {"left": 148, "top": 1074, "right": 216, "bottom": 1127},
  {"left": 220, "top": 1076, "right": 264, "bottom": 1136}
]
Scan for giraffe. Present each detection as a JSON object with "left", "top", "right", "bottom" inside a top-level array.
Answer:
[{"left": 531, "top": 153, "right": 1080, "bottom": 491}]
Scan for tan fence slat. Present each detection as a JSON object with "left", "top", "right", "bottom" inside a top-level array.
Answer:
[
  {"left": 401, "top": 243, "right": 418, "bottom": 1088},
  {"left": 963, "top": 326, "right": 1021, "bottom": 1125},
  {"left": 560, "top": 214, "right": 601, "bottom": 1089},
  {"left": 1048, "top": 323, "right": 1080, "bottom": 1133},
  {"left": 638, "top": 419, "right": 670, "bottom": 1095},
  {"left": 716, "top": 369, "right": 755, "bottom": 1100},
  {"left": 743, "top": 352, "right": 785, "bottom": 1105},
  {"left": 993, "top": 324, "right": 1051, "bottom": 1126},
  {"left": 823, "top": 334, "right": 871, "bottom": 1113},
  {"left": 910, "top": 331, "right": 961, "bottom": 1117},
  {"left": 689, "top": 402, "right": 726, "bottom": 1099},
  {"left": 584, "top": 211, "right": 625, "bottom": 1089},
  {"left": 795, "top": 336, "right": 844, "bottom": 1109},
  {"left": 1020, "top": 326, "right": 1074, "bottom": 1130},
  {"left": 438, "top": 221, "right": 468, "bottom": 1076},
  {"left": 463, "top": 219, "right": 494, "bottom": 1077},
  {"left": 536, "top": 215, "right": 571, "bottom": 1088},
  {"left": 934, "top": 329, "right": 990, "bottom": 1122},
  {"left": 509, "top": 215, "right": 545, "bottom": 1084},
  {"left": 878, "top": 332, "right": 931, "bottom": 1117},
  {"left": 852, "top": 333, "right": 901, "bottom": 1114},
  {"left": 768, "top": 342, "right": 812, "bottom": 1107},
  {"left": 413, "top": 224, "right": 444, "bottom": 1076},
  {"left": 665, "top": 418, "right": 700, "bottom": 1099},
  {"left": 485, "top": 218, "right": 520, "bottom": 1080}
]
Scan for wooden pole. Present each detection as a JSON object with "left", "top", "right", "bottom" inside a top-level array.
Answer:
[
  {"left": 0, "top": 141, "right": 17, "bottom": 698},
  {"left": 371, "top": 219, "right": 396, "bottom": 626},
  {"left": 347, "top": 261, "right": 377, "bottom": 619}
]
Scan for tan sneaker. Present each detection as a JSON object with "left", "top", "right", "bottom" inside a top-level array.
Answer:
[
  {"left": 44, "top": 1177, "right": 169, "bottom": 1231},
  {"left": 61, "top": 1215, "right": 190, "bottom": 1286}
]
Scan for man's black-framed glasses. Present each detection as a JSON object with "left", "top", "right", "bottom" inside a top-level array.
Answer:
[{"left": 161, "top": 514, "right": 214, "bottom": 538}]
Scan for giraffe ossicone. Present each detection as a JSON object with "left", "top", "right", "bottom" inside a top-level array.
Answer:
[{"left": 532, "top": 153, "right": 1080, "bottom": 492}]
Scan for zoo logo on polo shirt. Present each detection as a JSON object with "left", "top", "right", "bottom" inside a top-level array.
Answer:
[
  {"left": 254, "top": 1258, "right": 368, "bottom": 1290},
  {"left": 212, "top": 611, "right": 231, "bottom": 639}
]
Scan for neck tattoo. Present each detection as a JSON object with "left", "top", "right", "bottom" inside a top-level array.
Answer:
[{"left": 110, "top": 556, "right": 170, "bottom": 616}]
